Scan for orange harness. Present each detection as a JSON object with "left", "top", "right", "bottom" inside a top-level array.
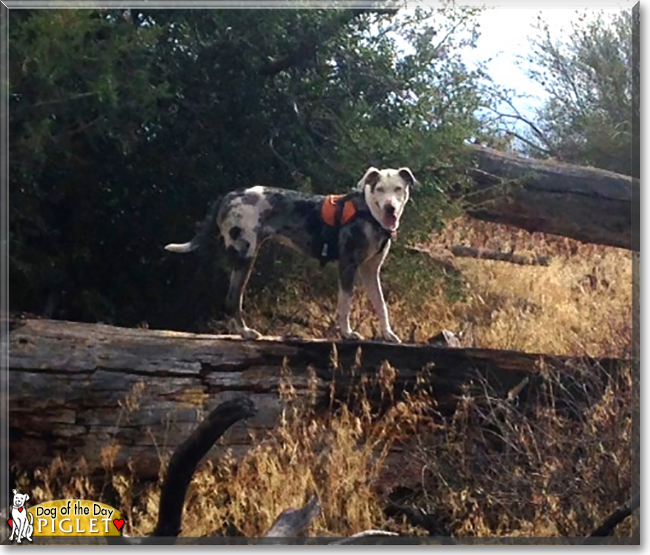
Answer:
[{"left": 321, "top": 195, "right": 357, "bottom": 227}]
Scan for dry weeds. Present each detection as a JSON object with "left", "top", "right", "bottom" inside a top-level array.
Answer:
[{"left": 13, "top": 218, "right": 635, "bottom": 539}]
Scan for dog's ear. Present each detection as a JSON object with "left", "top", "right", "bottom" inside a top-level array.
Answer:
[
  {"left": 12, "top": 489, "right": 17, "bottom": 495},
  {"left": 25, "top": 494, "right": 29, "bottom": 501},
  {"left": 398, "top": 167, "right": 419, "bottom": 190},
  {"left": 358, "top": 167, "right": 381, "bottom": 191}
]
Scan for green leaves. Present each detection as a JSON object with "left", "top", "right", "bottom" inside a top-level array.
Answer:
[
  {"left": 523, "top": 10, "right": 635, "bottom": 175},
  {"left": 9, "top": 7, "right": 488, "bottom": 328}
]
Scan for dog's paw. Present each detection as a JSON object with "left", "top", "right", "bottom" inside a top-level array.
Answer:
[
  {"left": 342, "top": 331, "right": 365, "bottom": 341},
  {"left": 241, "top": 328, "right": 262, "bottom": 340},
  {"left": 382, "top": 330, "right": 402, "bottom": 343}
]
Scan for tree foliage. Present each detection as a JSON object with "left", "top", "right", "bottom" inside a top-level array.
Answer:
[
  {"left": 9, "top": 8, "right": 486, "bottom": 328},
  {"left": 521, "top": 10, "right": 636, "bottom": 174}
]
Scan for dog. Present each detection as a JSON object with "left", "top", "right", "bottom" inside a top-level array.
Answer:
[
  {"left": 9, "top": 489, "right": 34, "bottom": 543},
  {"left": 165, "top": 167, "right": 417, "bottom": 342}
]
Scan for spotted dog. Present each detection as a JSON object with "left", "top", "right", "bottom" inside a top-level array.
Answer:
[{"left": 165, "top": 167, "right": 417, "bottom": 342}]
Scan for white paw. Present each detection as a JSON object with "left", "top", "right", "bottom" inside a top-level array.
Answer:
[
  {"left": 382, "top": 330, "right": 402, "bottom": 343},
  {"left": 342, "top": 330, "right": 365, "bottom": 341}
]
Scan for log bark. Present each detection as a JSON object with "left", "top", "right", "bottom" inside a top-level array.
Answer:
[
  {"left": 465, "top": 144, "right": 638, "bottom": 250},
  {"left": 9, "top": 318, "right": 626, "bottom": 478}
]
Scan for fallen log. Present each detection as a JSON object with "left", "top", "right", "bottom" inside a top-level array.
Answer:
[
  {"left": 9, "top": 318, "right": 627, "bottom": 478},
  {"left": 405, "top": 245, "right": 550, "bottom": 269},
  {"left": 465, "top": 144, "right": 638, "bottom": 250},
  {"left": 449, "top": 245, "right": 550, "bottom": 267}
]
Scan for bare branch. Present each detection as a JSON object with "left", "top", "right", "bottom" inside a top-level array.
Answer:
[
  {"left": 154, "top": 397, "right": 258, "bottom": 537},
  {"left": 585, "top": 491, "right": 640, "bottom": 539}
]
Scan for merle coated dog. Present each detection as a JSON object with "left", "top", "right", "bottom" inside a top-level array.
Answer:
[{"left": 165, "top": 167, "right": 417, "bottom": 342}]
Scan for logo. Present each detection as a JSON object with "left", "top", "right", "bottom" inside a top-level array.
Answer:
[
  {"left": 8, "top": 489, "right": 34, "bottom": 543},
  {"left": 6, "top": 491, "right": 124, "bottom": 540}
]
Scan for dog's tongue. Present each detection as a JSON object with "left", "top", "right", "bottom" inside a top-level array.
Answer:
[{"left": 383, "top": 213, "right": 398, "bottom": 232}]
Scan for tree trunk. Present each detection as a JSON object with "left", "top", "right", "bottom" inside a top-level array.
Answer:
[
  {"left": 9, "top": 318, "right": 626, "bottom": 478},
  {"left": 465, "top": 144, "right": 638, "bottom": 250}
]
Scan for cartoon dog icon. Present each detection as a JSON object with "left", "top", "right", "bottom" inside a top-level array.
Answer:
[{"left": 9, "top": 489, "right": 34, "bottom": 543}]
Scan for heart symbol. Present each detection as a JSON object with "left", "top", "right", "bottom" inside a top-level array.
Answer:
[
  {"left": 113, "top": 518, "right": 125, "bottom": 532},
  {"left": 18, "top": 508, "right": 23, "bottom": 513},
  {"left": 7, "top": 518, "right": 13, "bottom": 529}
]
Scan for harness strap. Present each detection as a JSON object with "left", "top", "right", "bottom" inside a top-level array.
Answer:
[
  {"left": 322, "top": 194, "right": 357, "bottom": 227},
  {"left": 319, "top": 193, "right": 358, "bottom": 266}
]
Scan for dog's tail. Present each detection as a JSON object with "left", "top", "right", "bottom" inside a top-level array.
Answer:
[
  {"left": 164, "top": 197, "right": 222, "bottom": 254},
  {"left": 28, "top": 512, "right": 33, "bottom": 524}
]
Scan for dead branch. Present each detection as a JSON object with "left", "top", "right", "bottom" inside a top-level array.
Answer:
[
  {"left": 154, "top": 397, "right": 258, "bottom": 537},
  {"left": 109, "top": 397, "right": 257, "bottom": 544},
  {"left": 449, "top": 245, "right": 550, "bottom": 267},
  {"left": 405, "top": 244, "right": 550, "bottom": 269},
  {"left": 585, "top": 491, "right": 640, "bottom": 539},
  {"left": 263, "top": 496, "right": 321, "bottom": 537}
]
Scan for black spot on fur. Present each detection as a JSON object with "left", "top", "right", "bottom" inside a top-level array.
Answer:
[
  {"left": 293, "top": 200, "right": 313, "bottom": 217},
  {"left": 347, "top": 225, "right": 369, "bottom": 254},
  {"left": 229, "top": 226, "right": 242, "bottom": 240},
  {"left": 242, "top": 192, "right": 259, "bottom": 206},
  {"left": 267, "top": 192, "right": 285, "bottom": 206}
]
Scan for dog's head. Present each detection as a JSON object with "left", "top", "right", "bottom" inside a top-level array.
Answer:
[
  {"left": 358, "top": 167, "right": 418, "bottom": 233},
  {"left": 12, "top": 489, "right": 29, "bottom": 508}
]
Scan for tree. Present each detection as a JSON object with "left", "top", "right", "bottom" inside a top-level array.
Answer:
[
  {"left": 9, "top": 8, "right": 487, "bottom": 329},
  {"left": 520, "top": 9, "right": 636, "bottom": 175}
]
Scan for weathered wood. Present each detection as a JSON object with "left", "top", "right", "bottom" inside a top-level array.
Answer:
[
  {"left": 9, "top": 318, "right": 626, "bottom": 478},
  {"left": 466, "top": 144, "right": 638, "bottom": 250},
  {"left": 263, "top": 496, "right": 321, "bottom": 538}
]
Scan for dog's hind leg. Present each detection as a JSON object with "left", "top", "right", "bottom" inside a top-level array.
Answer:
[
  {"left": 225, "top": 254, "right": 262, "bottom": 340},
  {"left": 359, "top": 249, "right": 401, "bottom": 343}
]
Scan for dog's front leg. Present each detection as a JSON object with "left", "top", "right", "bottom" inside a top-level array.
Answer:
[
  {"left": 16, "top": 520, "right": 24, "bottom": 543},
  {"left": 338, "top": 262, "right": 364, "bottom": 341},
  {"left": 359, "top": 250, "right": 401, "bottom": 343}
]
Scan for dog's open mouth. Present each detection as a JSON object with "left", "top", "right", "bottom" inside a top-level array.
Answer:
[{"left": 382, "top": 212, "right": 398, "bottom": 232}]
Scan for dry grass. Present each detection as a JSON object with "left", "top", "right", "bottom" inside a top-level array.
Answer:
[
  {"left": 245, "top": 216, "right": 633, "bottom": 358},
  {"left": 13, "top": 218, "right": 636, "bottom": 539}
]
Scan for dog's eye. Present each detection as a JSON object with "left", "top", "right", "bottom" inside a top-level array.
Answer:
[
  {"left": 395, "top": 187, "right": 403, "bottom": 193},
  {"left": 376, "top": 186, "right": 385, "bottom": 193}
]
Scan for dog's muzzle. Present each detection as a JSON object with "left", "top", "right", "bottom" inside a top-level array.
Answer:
[{"left": 382, "top": 205, "right": 399, "bottom": 232}]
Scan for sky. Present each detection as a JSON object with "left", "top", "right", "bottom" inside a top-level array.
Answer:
[{"left": 461, "top": 6, "right": 632, "bottom": 116}]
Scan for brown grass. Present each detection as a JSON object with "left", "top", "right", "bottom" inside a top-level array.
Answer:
[
  {"left": 245, "top": 216, "right": 633, "bottom": 358},
  {"left": 13, "top": 218, "right": 635, "bottom": 539}
]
